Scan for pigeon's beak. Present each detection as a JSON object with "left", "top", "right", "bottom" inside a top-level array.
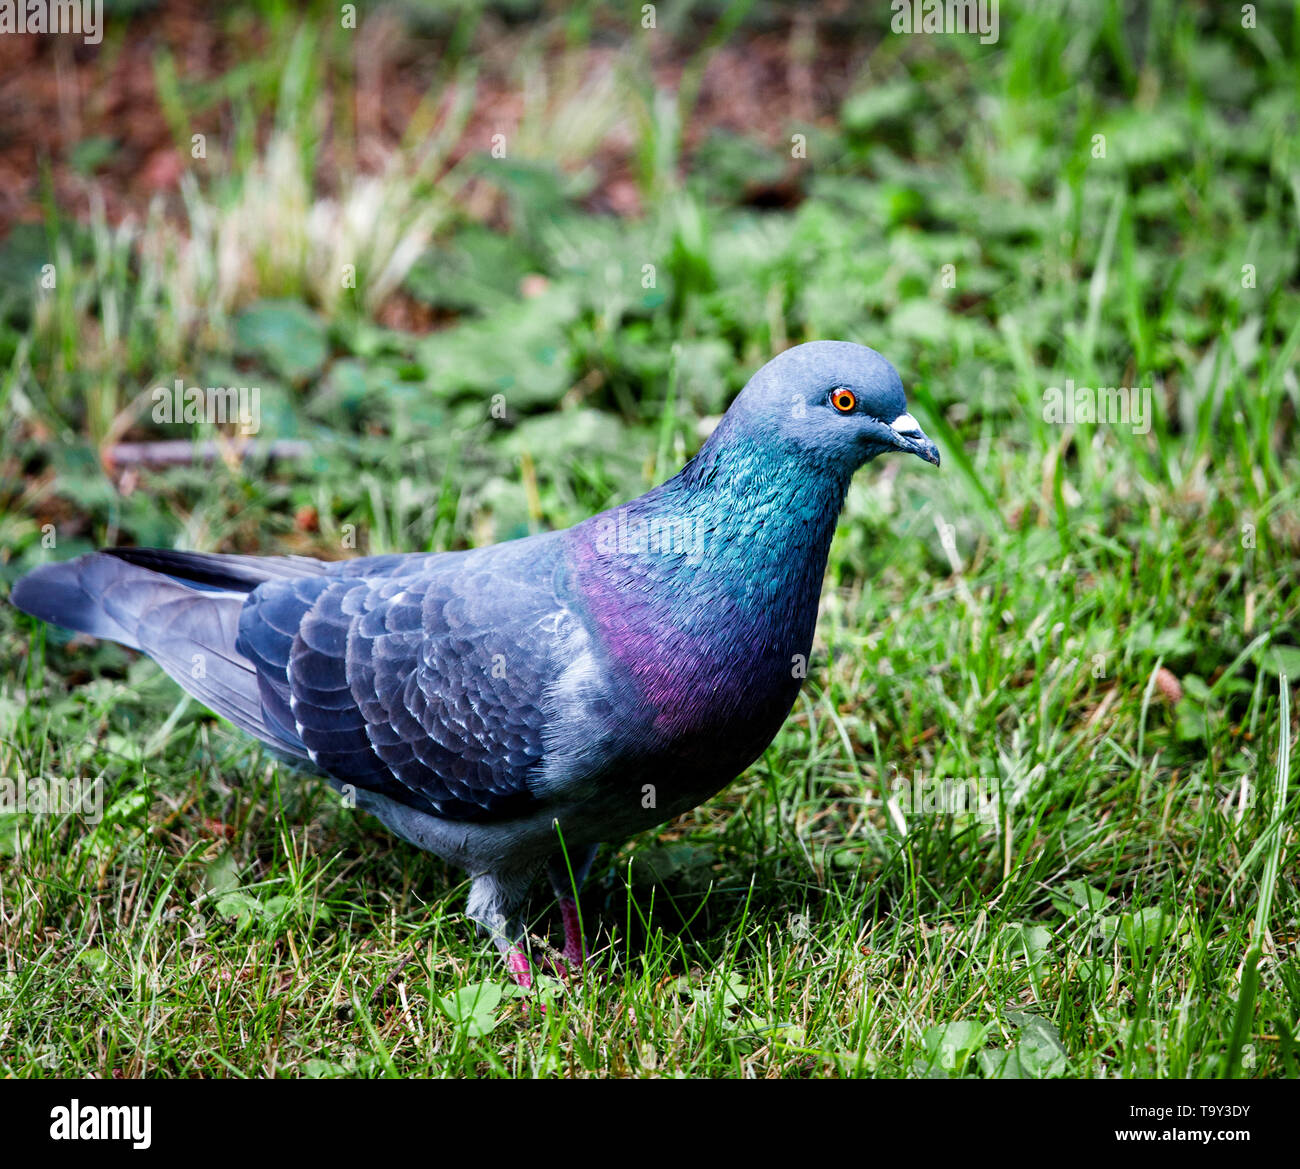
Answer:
[{"left": 889, "top": 413, "right": 941, "bottom": 467}]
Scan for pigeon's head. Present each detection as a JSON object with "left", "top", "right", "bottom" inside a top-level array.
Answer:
[{"left": 721, "top": 340, "right": 939, "bottom": 474}]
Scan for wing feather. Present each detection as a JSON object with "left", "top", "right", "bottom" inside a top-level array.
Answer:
[{"left": 237, "top": 539, "right": 572, "bottom": 820}]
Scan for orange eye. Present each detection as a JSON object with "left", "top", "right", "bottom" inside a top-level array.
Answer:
[{"left": 831, "top": 388, "right": 857, "bottom": 413}]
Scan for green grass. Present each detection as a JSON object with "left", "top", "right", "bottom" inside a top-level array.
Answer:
[{"left": 1, "top": 0, "right": 1298, "bottom": 1077}]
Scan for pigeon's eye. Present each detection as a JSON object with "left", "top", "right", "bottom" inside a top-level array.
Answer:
[{"left": 830, "top": 388, "right": 857, "bottom": 413}]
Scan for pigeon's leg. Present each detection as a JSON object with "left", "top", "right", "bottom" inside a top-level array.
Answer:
[
  {"left": 556, "top": 898, "right": 583, "bottom": 974},
  {"left": 467, "top": 867, "right": 540, "bottom": 988},
  {"left": 546, "top": 845, "right": 599, "bottom": 974},
  {"left": 504, "top": 946, "right": 532, "bottom": 989}
]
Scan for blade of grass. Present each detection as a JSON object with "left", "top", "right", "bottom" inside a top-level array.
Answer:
[{"left": 1223, "top": 674, "right": 1290, "bottom": 1078}]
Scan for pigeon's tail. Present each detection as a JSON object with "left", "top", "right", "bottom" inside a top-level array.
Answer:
[{"left": 10, "top": 549, "right": 327, "bottom": 756}]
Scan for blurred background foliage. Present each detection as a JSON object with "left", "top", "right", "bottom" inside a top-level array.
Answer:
[{"left": 2, "top": 0, "right": 1295, "bottom": 564}]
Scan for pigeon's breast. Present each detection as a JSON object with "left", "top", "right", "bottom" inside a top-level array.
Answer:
[{"left": 563, "top": 523, "right": 817, "bottom": 799}]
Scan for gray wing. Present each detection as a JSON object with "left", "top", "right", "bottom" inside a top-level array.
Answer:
[{"left": 237, "top": 537, "right": 582, "bottom": 821}]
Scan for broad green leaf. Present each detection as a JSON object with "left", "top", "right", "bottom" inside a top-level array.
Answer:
[
  {"left": 235, "top": 299, "right": 329, "bottom": 382},
  {"left": 922, "top": 1020, "right": 988, "bottom": 1074},
  {"left": 438, "top": 981, "right": 505, "bottom": 1038}
]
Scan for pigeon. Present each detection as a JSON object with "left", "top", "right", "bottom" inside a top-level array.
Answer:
[{"left": 11, "top": 340, "right": 938, "bottom": 985}]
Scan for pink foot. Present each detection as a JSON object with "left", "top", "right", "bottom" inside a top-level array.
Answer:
[
  {"left": 559, "top": 896, "right": 585, "bottom": 971},
  {"left": 507, "top": 945, "right": 551, "bottom": 1015},
  {"left": 506, "top": 946, "right": 532, "bottom": 989}
]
